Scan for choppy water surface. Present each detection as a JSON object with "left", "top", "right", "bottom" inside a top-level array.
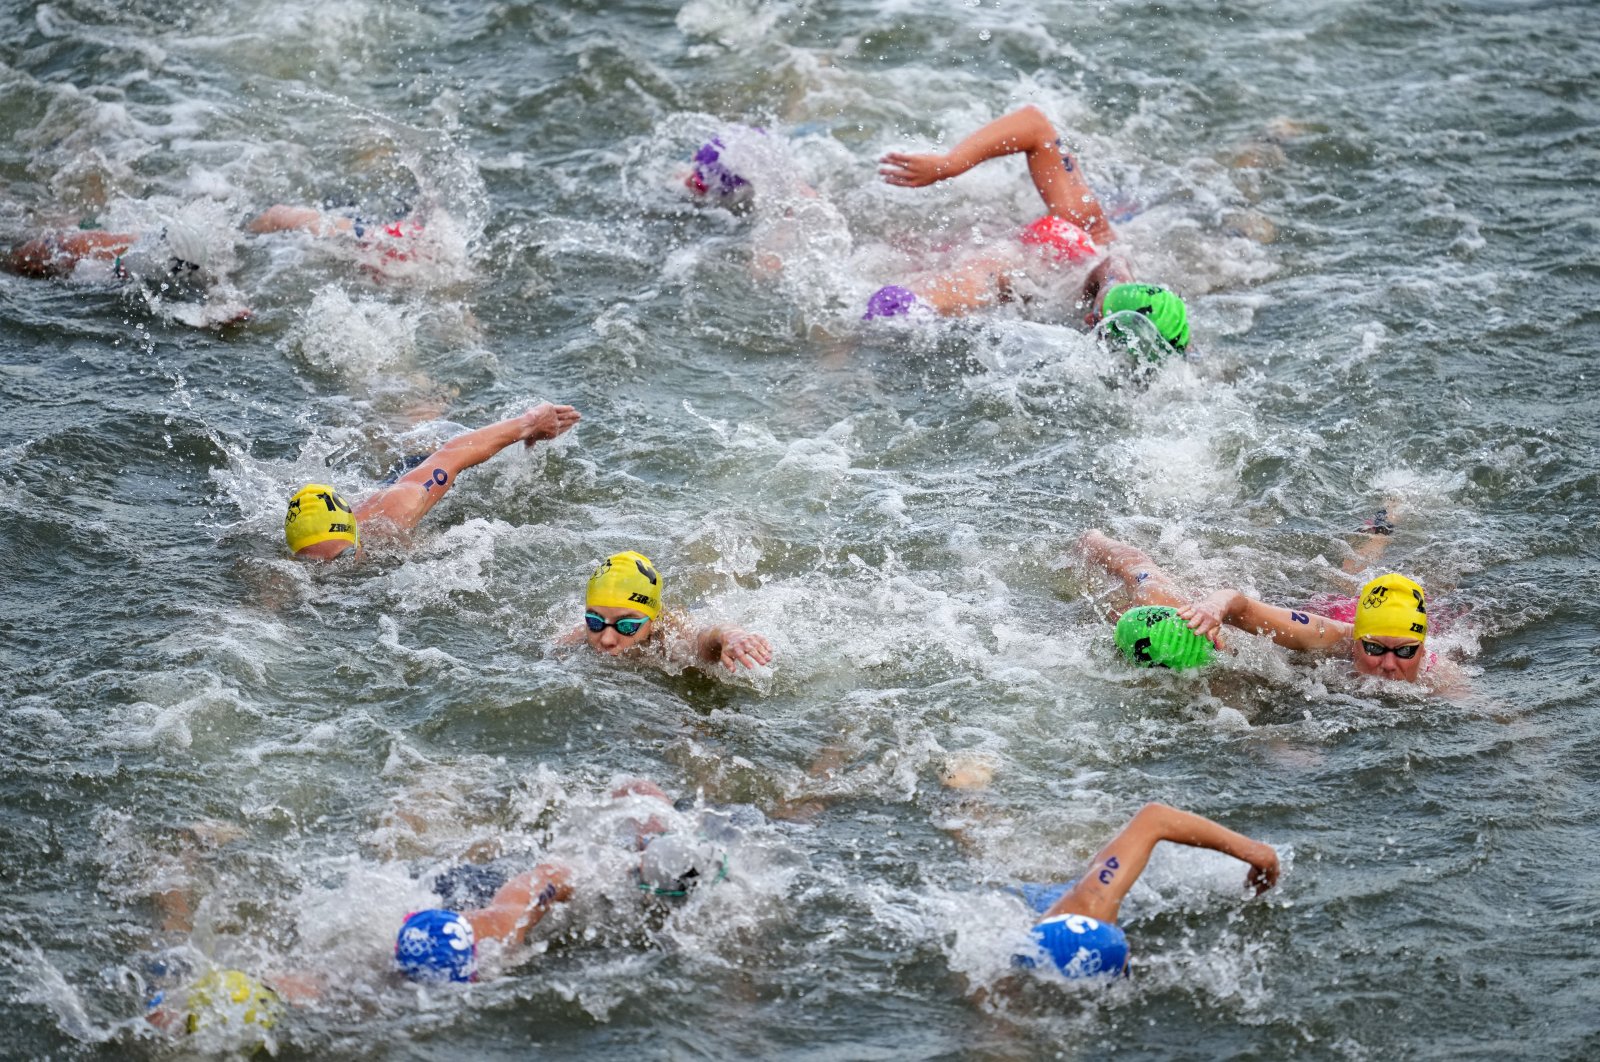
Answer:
[{"left": 2, "top": 0, "right": 1598, "bottom": 1058}]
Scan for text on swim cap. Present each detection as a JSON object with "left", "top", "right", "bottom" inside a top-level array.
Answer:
[{"left": 315, "top": 490, "right": 352, "bottom": 513}]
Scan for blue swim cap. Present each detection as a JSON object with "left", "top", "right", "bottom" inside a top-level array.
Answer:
[
  {"left": 1021, "top": 914, "right": 1129, "bottom": 979},
  {"left": 863, "top": 284, "right": 918, "bottom": 320},
  {"left": 395, "top": 909, "right": 476, "bottom": 983}
]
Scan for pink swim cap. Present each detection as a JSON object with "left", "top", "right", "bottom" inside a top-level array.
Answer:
[{"left": 1020, "top": 216, "right": 1098, "bottom": 263}]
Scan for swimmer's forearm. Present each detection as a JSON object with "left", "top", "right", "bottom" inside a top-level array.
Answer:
[
  {"left": 245, "top": 205, "right": 353, "bottom": 237},
  {"left": 1231, "top": 596, "right": 1349, "bottom": 651},
  {"left": 913, "top": 261, "right": 1005, "bottom": 316},
  {"left": 939, "top": 105, "right": 1057, "bottom": 174},
  {"left": 694, "top": 626, "right": 727, "bottom": 663},
  {"left": 1150, "top": 805, "right": 1279, "bottom": 891},
  {"left": 1205, "top": 589, "right": 1249, "bottom": 626},
  {"left": 358, "top": 414, "right": 537, "bottom": 530},
  {"left": 467, "top": 864, "right": 572, "bottom": 945}
]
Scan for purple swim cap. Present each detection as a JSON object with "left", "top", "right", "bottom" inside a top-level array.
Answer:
[
  {"left": 863, "top": 284, "right": 918, "bottom": 321},
  {"left": 687, "top": 138, "right": 751, "bottom": 201}
]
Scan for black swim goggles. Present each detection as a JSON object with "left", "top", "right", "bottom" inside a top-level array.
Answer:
[
  {"left": 585, "top": 611, "right": 649, "bottom": 636},
  {"left": 1359, "top": 640, "right": 1421, "bottom": 660}
]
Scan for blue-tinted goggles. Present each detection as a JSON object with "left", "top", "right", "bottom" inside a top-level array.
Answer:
[{"left": 585, "top": 612, "right": 649, "bottom": 636}]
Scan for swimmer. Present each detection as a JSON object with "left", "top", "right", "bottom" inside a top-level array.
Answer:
[
  {"left": 137, "top": 824, "right": 318, "bottom": 1041},
  {"left": 5, "top": 228, "right": 143, "bottom": 279},
  {"left": 4, "top": 214, "right": 250, "bottom": 325},
  {"left": 284, "top": 403, "right": 580, "bottom": 562},
  {"left": 246, "top": 202, "right": 425, "bottom": 264},
  {"left": 429, "top": 778, "right": 748, "bottom": 930},
  {"left": 1021, "top": 803, "right": 1278, "bottom": 979},
  {"left": 683, "top": 134, "right": 760, "bottom": 209},
  {"left": 5, "top": 216, "right": 214, "bottom": 287},
  {"left": 1078, "top": 529, "right": 1455, "bottom": 688},
  {"left": 565, "top": 550, "right": 775, "bottom": 673},
  {"left": 680, "top": 126, "right": 822, "bottom": 209},
  {"left": 145, "top": 966, "right": 296, "bottom": 1042},
  {"left": 874, "top": 106, "right": 1190, "bottom": 353},
  {"left": 395, "top": 862, "right": 573, "bottom": 983}
]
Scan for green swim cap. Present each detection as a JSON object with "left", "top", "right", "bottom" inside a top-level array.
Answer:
[
  {"left": 1100, "top": 283, "right": 1189, "bottom": 350},
  {"left": 1113, "top": 605, "right": 1214, "bottom": 670}
]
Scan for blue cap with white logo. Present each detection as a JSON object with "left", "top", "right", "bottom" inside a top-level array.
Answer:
[{"left": 395, "top": 909, "right": 476, "bottom": 983}]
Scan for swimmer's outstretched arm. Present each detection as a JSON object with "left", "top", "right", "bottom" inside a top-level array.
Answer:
[
  {"left": 5, "top": 230, "right": 136, "bottom": 277},
  {"left": 1078, "top": 529, "right": 1191, "bottom": 609},
  {"left": 1078, "top": 530, "right": 1350, "bottom": 652},
  {"left": 1342, "top": 500, "right": 1402, "bottom": 575},
  {"left": 244, "top": 205, "right": 355, "bottom": 237},
  {"left": 693, "top": 623, "right": 776, "bottom": 672},
  {"left": 1179, "top": 589, "right": 1351, "bottom": 653},
  {"left": 910, "top": 253, "right": 1017, "bottom": 316},
  {"left": 354, "top": 403, "right": 580, "bottom": 538},
  {"left": 462, "top": 863, "right": 573, "bottom": 948},
  {"left": 879, "top": 105, "right": 1113, "bottom": 246},
  {"left": 1040, "top": 803, "right": 1278, "bottom": 926}
]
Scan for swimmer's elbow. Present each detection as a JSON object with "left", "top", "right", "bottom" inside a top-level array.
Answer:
[
  {"left": 1132, "top": 802, "right": 1177, "bottom": 827},
  {"left": 1016, "top": 104, "right": 1053, "bottom": 139}
]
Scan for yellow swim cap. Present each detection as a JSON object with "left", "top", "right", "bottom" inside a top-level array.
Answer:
[
  {"left": 184, "top": 969, "right": 281, "bottom": 1034},
  {"left": 1352, "top": 573, "right": 1428, "bottom": 641},
  {"left": 284, "top": 484, "right": 359, "bottom": 554},
  {"left": 586, "top": 550, "right": 662, "bottom": 620}
]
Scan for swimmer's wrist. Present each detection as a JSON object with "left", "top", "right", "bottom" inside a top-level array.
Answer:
[
  {"left": 940, "top": 152, "right": 972, "bottom": 180},
  {"left": 1210, "top": 588, "right": 1243, "bottom": 622}
]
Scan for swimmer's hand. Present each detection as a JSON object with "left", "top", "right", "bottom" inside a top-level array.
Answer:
[
  {"left": 715, "top": 627, "right": 775, "bottom": 672},
  {"left": 879, "top": 152, "right": 965, "bottom": 188},
  {"left": 518, "top": 402, "right": 581, "bottom": 447},
  {"left": 1176, "top": 590, "right": 1238, "bottom": 650},
  {"left": 1244, "top": 842, "right": 1280, "bottom": 895}
]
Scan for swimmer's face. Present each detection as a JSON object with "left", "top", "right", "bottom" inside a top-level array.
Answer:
[
  {"left": 585, "top": 605, "right": 653, "bottom": 656},
  {"left": 1351, "top": 635, "right": 1425, "bottom": 682},
  {"left": 294, "top": 538, "right": 359, "bottom": 562}
]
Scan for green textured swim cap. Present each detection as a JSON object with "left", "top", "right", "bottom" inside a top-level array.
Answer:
[
  {"left": 1113, "top": 605, "right": 1214, "bottom": 670},
  {"left": 1100, "top": 283, "right": 1189, "bottom": 350}
]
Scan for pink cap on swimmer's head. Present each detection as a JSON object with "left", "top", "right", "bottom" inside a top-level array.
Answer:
[{"left": 1021, "top": 216, "right": 1098, "bottom": 263}]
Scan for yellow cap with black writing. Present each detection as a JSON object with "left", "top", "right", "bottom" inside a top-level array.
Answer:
[
  {"left": 1352, "top": 573, "right": 1427, "bottom": 641},
  {"left": 284, "top": 483, "right": 359, "bottom": 554},
  {"left": 585, "top": 550, "right": 662, "bottom": 620}
]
